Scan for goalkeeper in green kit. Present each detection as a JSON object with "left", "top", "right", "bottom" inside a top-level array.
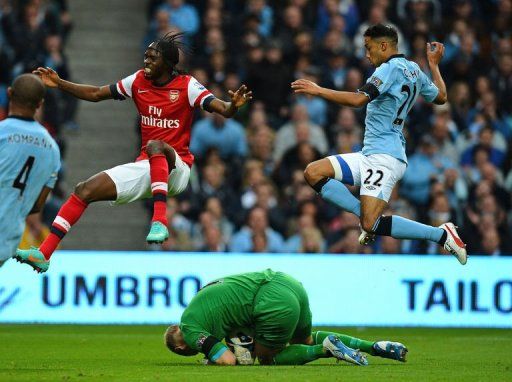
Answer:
[{"left": 164, "top": 269, "right": 407, "bottom": 366}]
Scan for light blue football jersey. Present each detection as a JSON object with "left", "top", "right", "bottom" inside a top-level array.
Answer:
[
  {"left": 358, "top": 54, "right": 439, "bottom": 163},
  {"left": 0, "top": 116, "right": 60, "bottom": 261}
]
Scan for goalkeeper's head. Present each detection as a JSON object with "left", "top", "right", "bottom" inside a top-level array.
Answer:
[{"left": 164, "top": 324, "right": 198, "bottom": 356}]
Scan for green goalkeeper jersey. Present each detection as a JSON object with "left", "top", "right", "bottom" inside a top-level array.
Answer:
[
  {"left": 180, "top": 269, "right": 275, "bottom": 358},
  {"left": 180, "top": 269, "right": 312, "bottom": 362}
]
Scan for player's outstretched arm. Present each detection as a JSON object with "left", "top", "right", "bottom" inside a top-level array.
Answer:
[
  {"left": 426, "top": 42, "right": 447, "bottom": 105},
  {"left": 291, "top": 79, "right": 369, "bottom": 108},
  {"left": 208, "top": 84, "right": 252, "bottom": 118},
  {"left": 32, "top": 67, "right": 113, "bottom": 102}
]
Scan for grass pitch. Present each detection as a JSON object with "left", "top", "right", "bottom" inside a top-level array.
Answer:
[{"left": 1, "top": 325, "right": 510, "bottom": 382}]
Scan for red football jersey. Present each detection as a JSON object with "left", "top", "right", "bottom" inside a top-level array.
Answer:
[{"left": 112, "top": 70, "right": 213, "bottom": 167}]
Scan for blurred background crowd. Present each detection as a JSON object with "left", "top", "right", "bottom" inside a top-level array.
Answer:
[{"left": 2, "top": 0, "right": 512, "bottom": 256}]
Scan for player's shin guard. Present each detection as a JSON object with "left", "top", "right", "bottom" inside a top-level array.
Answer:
[
  {"left": 273, "top": 345, "right": 327, "bottom": 365},
  {"left": 40, "top": 193, "right": 88, "bottom": 259},
  {"left": 149, "top": 154, "right": 169, "bottom": 226},
  {"left": 312, "top": 331, "right": 375, "bottom": 355}
]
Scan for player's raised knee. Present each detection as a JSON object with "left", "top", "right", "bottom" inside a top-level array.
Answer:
[
  {"left": 74, "top": 181, "right": 94, "bottom": 202},
  {"left": 304, "top": 161, "right": 322, "bottom": 185},
  {"left": 145, "top": 140, "right": 166, "bottom": 156}
]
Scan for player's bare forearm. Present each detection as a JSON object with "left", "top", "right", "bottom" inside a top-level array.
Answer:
[
  {"left": 426, "top": 42, "right": 447, "bottom": 104},
  {"left": 223, "top": 102, "right": 238, "bottom": 118},
  {"left": 317, "top": 88, "right": 369, "bottom": 108},
  {"left": 209, "top": 98, "right": 239, "bottom": 118},
  {"left": 429, "top": 65, "right": 447, "bottom": 104},
  {"left": 292, "top": 79, "right": 368, "bottom": 108},
  {"left": 57, "top": 79, "right": 112, "bottom": 102}
]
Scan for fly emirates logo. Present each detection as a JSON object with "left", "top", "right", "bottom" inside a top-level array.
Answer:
[{"left": 141, "top": 106, "right": 180, "bottom": 129}]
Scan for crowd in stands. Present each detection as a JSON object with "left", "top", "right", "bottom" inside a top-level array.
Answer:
[
  {"left": 144, "top": 0, "right": 512, "bottom": 256},
  {"left": 3, "top": 0, "right": 512, "bottom": 256},
  {"left": 1, "top": 0, "right": 74, "bottom": 243}
]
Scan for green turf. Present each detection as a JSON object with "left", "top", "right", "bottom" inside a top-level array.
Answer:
[{"left": 1, "top": 325, "right": 510, "bottom": 382}]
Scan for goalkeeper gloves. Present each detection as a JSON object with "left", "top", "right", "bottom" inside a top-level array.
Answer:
[{"left": 226, "top": 334, "right": 254, "bottom": 365}]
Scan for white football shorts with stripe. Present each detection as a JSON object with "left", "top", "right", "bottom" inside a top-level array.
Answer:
[
  {"left": 104, "top": 151, "right": 190, "bottom": 205},
  {"left": 327, "top": 152, "right": 406, "bottom": 202}
]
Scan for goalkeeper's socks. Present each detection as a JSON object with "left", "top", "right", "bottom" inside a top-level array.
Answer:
[
  {"left": 372, "top": 215, "right": 445, "bottom": 244},
  {"left": 312, "top": 178, "right": 361, "bottom": 216},
  {"left": 273, "top": 344, "right": 327, "bottom": 365},
  {"left": 312, "top": 331, "right": 375, "bottom": 355},
  {"left": 149, "top": 154, "right": 169, "bottom": 226},
  {"left": 40, "top": 193, "right": 88, "bottom": 259}
]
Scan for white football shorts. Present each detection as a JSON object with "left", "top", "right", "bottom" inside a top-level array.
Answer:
[
  {"left": 104, "top": 152, "right": 190, "bottom": 205},
  {"left": 327, "top": 152, "right": 406, "bottom": 202}
]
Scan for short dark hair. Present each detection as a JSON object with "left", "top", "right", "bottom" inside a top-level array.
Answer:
[
  {"left": 364, "top": 24, "right": 398, "bottom": 43},
  {"left": 10, "top": 74, "right": 45, "bottom": 109},
  {"left": 152, "top": 32, "right": 187, "bottom": 69}
]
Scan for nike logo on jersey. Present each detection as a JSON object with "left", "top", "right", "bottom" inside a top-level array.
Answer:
[{"left": 138, "top": 89, "right": 149, "bottom": 93}]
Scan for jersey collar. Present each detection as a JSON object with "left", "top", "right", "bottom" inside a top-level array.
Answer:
[
  {"left": 7, "top": 115, "right": 35, "bottom": 121},
  {"left": 384, "top": 54, "right": 405, "bottom": 63},
  {"left": 151, "top": 71, "right": 178, "bottom": 87}
]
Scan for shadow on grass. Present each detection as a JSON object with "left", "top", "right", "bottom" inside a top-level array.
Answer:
[
  {"left": 152, "top": 362, "right": 405, "bottom": 368},
  {"left": 0, "top": 368, "right": 69, "bottom": 372}
]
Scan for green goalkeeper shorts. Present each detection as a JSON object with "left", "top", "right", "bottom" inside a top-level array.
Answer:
[{"left": 253, "top": 272, "right": 312, "bottom": 349}]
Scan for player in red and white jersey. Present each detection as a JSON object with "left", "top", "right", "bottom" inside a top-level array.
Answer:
[
  {"left": 111, "top": 66, "right": 211, "bottom": 167},
  {"left": 16, "top": 32, "right": 252, "bottom": 273}
]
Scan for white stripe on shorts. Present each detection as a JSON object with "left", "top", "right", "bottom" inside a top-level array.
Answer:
[{"left": 327, "top": 156, "right": 342, "bottom": 180}]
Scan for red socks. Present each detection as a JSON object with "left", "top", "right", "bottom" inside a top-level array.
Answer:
[
  {"left": 149, "top": 154, "right": 169, "bottom": 226},
  {"left": 38, "top": 155, "right": 168, "bottom": 259},
  {"left": 40, "top": 193, "right": 88, "bottom": 259}
]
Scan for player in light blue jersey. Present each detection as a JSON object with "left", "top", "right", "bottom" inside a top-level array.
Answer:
[
  {"left": 0, "top": 74, "right": 61, "bottom": 271},
  {"left": 291, "top": 24, "right": 467, "bottom": 264}
]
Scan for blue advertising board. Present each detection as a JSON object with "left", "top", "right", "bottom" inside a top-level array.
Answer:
[{"left": 0, "top": 252, "right": 510, "bottom": 327}]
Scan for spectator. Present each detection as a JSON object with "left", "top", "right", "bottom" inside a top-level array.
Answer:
[
  {"left": 460, "top": 127, "right": 506, "bottom": 168},
  {"left": 286, "top": 214, "right": 326, "bottom": 253},
  {"left": 246, "top": 0, "right": 273, "bottom": 38},
  {"left": 249, "top": 231, "right": 266, "bottom": 253},
  {"left": 294, "top": 67, "right": 328, "bottom": 126},
  {"left": 401, "top": 135, "right": 456, "bottom": 206},
  {"left": 354, "top": 4, "right": 407, "bottom": 60},
  {"left": 158, "top": 0, "right": 199, "bottom": 36},
  {"left": 199, "top": 224, "right": 227, "bottom": 252},
  {"left": 378, "top": 236, "right": 402, "bottom": 255},
  {"left": 230, "top": 207, "right": 285, "bottom": 253},
  {"left": 159, "top": 198, "right": 194, "bottom": 251},
  {"left": 144, "top": 9, "right": 173, "bottom": 49},
  {"left": 273, "top": 104, "right": 328, "bottom": 162},
  {"left": 430, "top": 108, "right": 459, "bottom": 165},
  {"left": 203, "top": 196, "right": 234, "bottom": 244},
  {"left": 248, "top": 124, "right": 275, "bottom": 175},
  {"left": 191, "top": 162, "right": 239, "bottom": 221},
  {"left": 276, "top": 5, "right": 305, "bottom": 62},
  {"left": 246, "top": 40, "right": 292, "bottom": 123},
  {"left": 190, "top": 113, "right": 247, "bottom": 160}
]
